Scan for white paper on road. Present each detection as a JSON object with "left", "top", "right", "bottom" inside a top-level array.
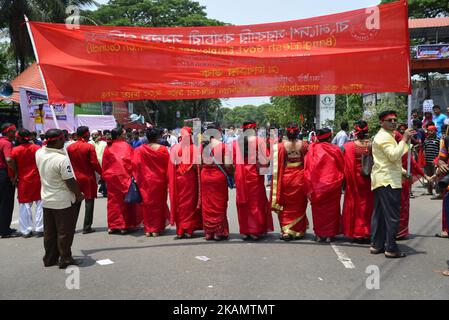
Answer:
[
  {"left": 96, "top": 259, "right": 114, "bottom": 266},
  {"left": 331, "top": 244, "right": 356, "bottom": 269},
  {"left": 195, "top": 256, "right": 211, "bottom": 262}
]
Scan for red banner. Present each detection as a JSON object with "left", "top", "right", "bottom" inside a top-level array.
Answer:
[{"left": 28, "top": 1, "right": 410, "bottom": 104}]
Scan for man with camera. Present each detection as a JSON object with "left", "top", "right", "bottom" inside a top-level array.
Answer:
[{"left": 370, "top": 110, "right": 415, "bottom": 259}]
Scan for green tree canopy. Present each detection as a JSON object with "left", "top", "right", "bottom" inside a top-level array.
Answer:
[
  {"left": 0, "top": 0, "right": 94, "bottom": 73},
  {"left": 381, "top": 0, "right": 449, "bottom": 18},
  {"left": 86, "top": 0, "right": 224, "bottom": 27}
]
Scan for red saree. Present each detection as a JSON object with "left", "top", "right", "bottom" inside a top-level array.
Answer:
[
  {"left": 168, "top": 134, "right": 203, "bottom": 236},
  {"left": 201, "top": 142, "right": 229, "bottom": 238},
  {"left": 133, "top": 144, "right": 170, "bottom": 234},
  {"left": 304, "top": 142, "right": 344, "bottom": 238},
  {"left": 102, "top": 141, "right": 141, "bottom": 230},
  {"left": 342, "top": 141, "right": 374, "bottom": 239},
  {"left": 397, "top": 154, "right": 425, "bottom": 238},
  {"left": 271, "top": 141, "right": 309, "bottom": 238},
  {"left": 233, "top": 137, "right": 273, "bottom": 236}
]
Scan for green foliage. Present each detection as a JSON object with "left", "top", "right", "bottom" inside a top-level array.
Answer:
[
  {"left": 0, "top": 0, "right": 94, "bottom": 73},
  {"left": 86, "top": 0, "right": 224, "bottom": 27},
  {"left": 0, "top": 42, "right": 16, "bottom": 81},
  {"left": 364, "top": 96, "right": 408, "bottom": 138},
  {"left": 381, "top": 0, "right": 449, "bottom": 18},
  {"left": 333, "top": 94, "right": 364, "bottom": 131}
]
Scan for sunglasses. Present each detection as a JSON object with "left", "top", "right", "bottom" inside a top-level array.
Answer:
[{"left": 383, "top": 118, "right": 398, "bottom": 123}]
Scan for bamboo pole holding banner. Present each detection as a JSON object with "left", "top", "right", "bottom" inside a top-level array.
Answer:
[
  {"left": 407, "top": 95, "right": 412, "bottom": 177},
  {"left": 24, "top": 15, "right": 59, "bottom": 129}
]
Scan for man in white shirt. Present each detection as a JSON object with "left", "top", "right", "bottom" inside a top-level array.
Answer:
[
  {"left": 36, "top": 129, "right": 84, "bottom": 269},
  {"left": 223, "top": 126, "right": 239, "bottom": 144},
  {"left": 332, "top": 121, "right": 349, "bottom": 149}
]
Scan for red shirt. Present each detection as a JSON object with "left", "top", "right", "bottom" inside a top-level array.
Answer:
[
  {"left": 0, "top": 137, "right": 13, "bottom": 170},
  {"left": 11, "top": 143, "right": 42, "bottom": 203},
  {"left": 67, "top": 139, "right": 102, "bottom": 199}
]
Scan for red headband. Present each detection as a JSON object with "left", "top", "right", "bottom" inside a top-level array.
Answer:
[
  {"left": 381, "top": 114, "right": 397, "bottom": 121},
  {"left": 317, "top": 131, "right": 332, "bottom": 140},
  {"left": 427, "top": 126, "right": 437, "bottom": 132},
  {"left": 15, "top": 131, "right": 30, "bottom": 141},
  {"left": 242, "top": 123, "right": 257, "bottom": 130},
  {"left": 43, "top": 133, "right": 64, "bottom": 146},
  {"left": 181, "top": 126, "right": 192, "bottom": 136},
  {"left": 287, "top": 127, "right": 299, "bottom": 134},
  {"left": 2, "top": 125, "right": 16, "bottom": 134},
  {"left": 355, "top": 126, "right": 369, "bottom": 135}
]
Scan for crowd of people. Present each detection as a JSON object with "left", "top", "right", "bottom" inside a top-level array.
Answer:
[{"left": 0, "top": 106, "right": 448, "bottom": 274}]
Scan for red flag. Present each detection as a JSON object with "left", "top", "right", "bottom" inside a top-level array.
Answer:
[{"left": 28, "top": 1, "right": 410, "bottom": 104}]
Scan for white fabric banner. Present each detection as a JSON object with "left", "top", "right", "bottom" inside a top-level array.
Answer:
[{"left": 75, "top": 115, "right": 117, "bottom": 131}]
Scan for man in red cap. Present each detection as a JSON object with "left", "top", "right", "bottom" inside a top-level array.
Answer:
[
  {"left": 67, "top": 126, "right": 102, "bottom": 234},
  {"left": 0, "top": 123, "right": 21, "bottom": 238}
]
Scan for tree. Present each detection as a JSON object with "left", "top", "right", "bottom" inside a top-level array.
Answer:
[
  {"left": 0, "top": 0, "right": 94, "bottom": 74},
  {"left": 381, "top": 0, "right": 449, "bottom": 18},
  {"left": 85, "top": 0, "right": 225, "bottom": 128},
  {"left": 0, "top": 42, "right": 16, "bottom": 82},
  {"left": 86, "top": 0, "right": 223, "bottom": 27}
]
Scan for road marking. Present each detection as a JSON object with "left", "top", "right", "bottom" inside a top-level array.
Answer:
[{"left": 331, "top": 244, "right": 356, "bottom": 269}]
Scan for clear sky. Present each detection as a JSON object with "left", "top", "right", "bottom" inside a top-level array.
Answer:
[{"left": 94, "top": 0, "right": 381, "bottom": 107}]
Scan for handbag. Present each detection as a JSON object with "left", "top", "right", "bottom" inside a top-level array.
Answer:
[
  {"left": 210, "top": 150, "right": 235, "bottom": 189},
  {"left": 124, "top": 177, "right": 142, "bottom": 204},
  {"left": 361, "top": 144, "right": 374, "bottom": 177}
]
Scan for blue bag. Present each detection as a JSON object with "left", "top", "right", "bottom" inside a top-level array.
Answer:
[{"left": 124, "top": 178, "right": 142, "bottom": 204}]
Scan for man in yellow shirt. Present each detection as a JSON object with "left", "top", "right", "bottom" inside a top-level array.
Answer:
[
  {"left": 370, "top": 110, "right": 414, "bottom": 259},
  {"left": 34, "top": 105, "right": 45, "bottom": 133}
]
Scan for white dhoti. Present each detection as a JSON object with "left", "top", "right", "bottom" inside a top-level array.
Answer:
[{"left": 19, "top": 201, "right": 44, "bottom": 235}]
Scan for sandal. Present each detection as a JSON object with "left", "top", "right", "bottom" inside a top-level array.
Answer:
[
  {"left": 442, "top": 270, "right": 449, "bottom": 277},
  {"left": 370, "top": 247, "right": 385, "bottom": 255},
  {"left": 385, "top": 251, "right": 407, "bottom": 259},
  {"left": 249, "top": 234, "right": 260, "bottom": 241},
  {"left": 315, "top": 236, "right": 325, "bottom": 243},
  {"left": 280, "top": 234, "right": 292, "bottom": 242},
  {"left": 435, "top": 232, "right": 449, "bottom": 239}
]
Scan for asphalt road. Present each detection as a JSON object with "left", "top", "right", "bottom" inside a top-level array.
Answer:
[{"left": 0, "top": 183, "right": 448, "bottom": 300}]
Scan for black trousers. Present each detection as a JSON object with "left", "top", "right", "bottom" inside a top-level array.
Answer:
[
  {"left": 372, "top": 186, "right": 402, "bottom": 253},
  {"left": 43, "top": 205, "right": 78, "bottom": 266},
  {"left": 98, "top": 180, "right": 107, "bottom": 197},
  {"left": 0, "top": 168, "right": 15, "bottom": 236},
  {"left": 75, "top": 199, "right": 94, "bottom": 231},
  {"left": 424, "top": 163, "right": 435, "bottom": 194}
]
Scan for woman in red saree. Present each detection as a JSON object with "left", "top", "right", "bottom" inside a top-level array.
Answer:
[
  {"left": 271, "top": 123, "right": 309, "bottom": 241},
  {"left": 394, "top": 130, "right": 428, "bottom": 240},
  {"left": 233, "top": 120, "right": 273, "bottom": 241},
  {"left": 342, "top": 121, "right": 374, "bottom": 244},
  {"left": 168, "top": 127, "right": 203, "bottom": 239},
  {"left": 201, "top": 123, "right": 231, "bottom": 241},
  {"left": 102, "top": 128, "right": 141, "bottom": 234},
  {"left": 133, "top": 128, "right": 170, "bottom": 237},
  {"left": 304, "top": 128, "right": 345, "bottom": 243}
]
